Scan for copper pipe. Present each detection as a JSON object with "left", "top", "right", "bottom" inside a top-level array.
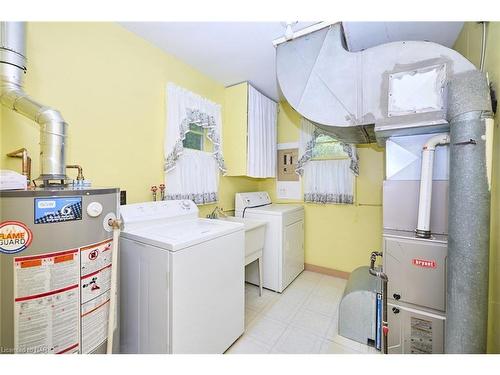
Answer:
[
  {"left": 66, "top": 164, "right": 84, "bottom": 181},
  {"left": 6, "top": 147, "right": 31, "bottom": 182}
]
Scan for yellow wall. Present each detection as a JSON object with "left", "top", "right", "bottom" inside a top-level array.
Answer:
[
  {"left": 0, "top": 22, "right": 260, "bottom": 215},
  {"left": 454, "top": 22, "right": 500, "bottom": 353},
  {"left": 223, "top": 82, "right": 248, "bottom": 176},
  {"left": 259, "top": 102, "right": 385, "bottom": 273}
]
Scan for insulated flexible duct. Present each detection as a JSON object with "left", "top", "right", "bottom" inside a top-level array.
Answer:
[
  {"left": 445, "top": 70, "right": 493, "bottom": 353},
  {"left": 0, "top": 22, "right": 68, "bottom": 182}
]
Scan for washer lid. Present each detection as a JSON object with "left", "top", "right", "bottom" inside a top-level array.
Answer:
[
  {"left": 121, "top": 218, "right": 244, "bottom": 251},
  {"left": 242, "top": 204, "right": 304, "bottom": 216}
]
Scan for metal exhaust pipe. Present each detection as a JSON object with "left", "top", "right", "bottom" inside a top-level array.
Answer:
[
  {"left": 0, "top": 22, "right": 68, "bottom": 183},
  {"left": 445, "top": 70, "right": 493, "bottom": 353}
]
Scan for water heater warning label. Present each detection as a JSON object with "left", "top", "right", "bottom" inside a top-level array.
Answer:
[
  {"left": 12, "top": 238, "right": 114, "bottom": 354},
  {"left": 80, "top": 239, "right": 113, "bottom": 353},
  {"left": 34, "top": 197, "right": 82, "bottom": 224},
  {"left": 13, "top": 249, "right": 80, "bottom": 354}
]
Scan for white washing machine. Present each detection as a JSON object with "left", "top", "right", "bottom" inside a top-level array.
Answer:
[
  {"left": 119, "top": 200, "right": 245, "bottom": 354},
  {"left": 235, "top": 192, "right": 304, "bottom": 293}
]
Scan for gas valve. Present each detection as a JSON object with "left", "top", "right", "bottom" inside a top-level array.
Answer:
[
  {"left": 151, "top": 185, "right": 158, "bottom": 201},
  {"left": 159, "top": 184, "right": 165, "bottom": 201}
]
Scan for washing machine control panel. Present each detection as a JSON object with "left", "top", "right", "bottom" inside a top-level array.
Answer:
[
  {"left": 120, "top": 200, "right": 198, "bottom": 225},
  {"left": 235, "top": 192, "right": 271, "bottom": 212},
  {"left": 181, "top": 200, "right": 192, "bottom": 209}
]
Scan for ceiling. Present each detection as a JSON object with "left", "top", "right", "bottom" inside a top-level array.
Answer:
[{"left": 119, "top": 22, "right": 464, "bottom": 101}]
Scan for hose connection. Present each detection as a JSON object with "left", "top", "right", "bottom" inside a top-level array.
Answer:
[{"left": 108, "top": 218, "right": 122, "bottom": 230}]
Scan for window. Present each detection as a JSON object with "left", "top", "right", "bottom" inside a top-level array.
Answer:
[
  {"left": 311, "top": 134, "right": 349, "bottom": 160},
  {"left": 297, "top": 118, "right": 358, "bottom": 204},
  {"left": 182, "top": 123, "right": 205, "bottom": 151},
  {"left": 165, "top": 83, "right": 225, "bottom": 206},
  {"left": 302, "top": 131, "right": 356, "bottom": 204}
]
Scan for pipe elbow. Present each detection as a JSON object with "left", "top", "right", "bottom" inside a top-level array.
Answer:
[
  {"left": 1, "top": 22, "right": 68, "bottom": 183},
  {"left": 423, "top": 134, "right": 450, "bottom": 151},
  {"left": 37, "top": 107, "right": 66, "bottom": 125},
  {"left": 66, "top": 164, "right": 84, "bottom": 181},
  {"left": 0, "top": 87, "right": 22, "bottom": 108},
  {"left": 0, "top": 87, "right": 66, "bottom": 125}
]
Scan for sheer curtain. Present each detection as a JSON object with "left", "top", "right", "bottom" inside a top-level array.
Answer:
[
  {"left": 303, "top": 159, "right": 354, "bottom": 204},
  {"left": 164, "top": 83, "right": 225, "bottom": 204},
  {"left": 296, "top": 117, "right": 316, "bottom": 176},
  {"left": 247, "top": 85, "right": 277, "bottom": 178},
  {"left": 165, "top": 149, "right": 219, "bottom": 204},
  {"left": 296, "top": 117, "right": 358, "bottom": 204}
]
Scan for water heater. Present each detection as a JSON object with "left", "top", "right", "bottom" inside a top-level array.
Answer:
[{"left": 0, "top": 187, "right": 119, "bottom": 354}]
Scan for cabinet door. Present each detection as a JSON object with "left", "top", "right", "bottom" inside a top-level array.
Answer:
[
  {"left": 388, "top": 303, "right": 444, "bottom": 354},
  {"left": 384, "top": 236, "right": 447, "bottom": 312},
  {"left": 223, "top": 82, "right": 277, "bottom": 177},
  {"left": 119, "top": 238, "right": 170, "bottom": 354},
  {"left": 283, "top": 219, "right": 305, "bottom": 290},
  {"left": 171, "top": 231, "right": 244, "bottom": 354},
  {"left": 387, "top": 303, "right": 403, "bottom": 353},
  {"left": 247, "top": 84, "right": 277, "bottom": 178}
]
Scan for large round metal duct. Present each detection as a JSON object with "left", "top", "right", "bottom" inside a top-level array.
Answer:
[
  {"left": 445, "top": 70, "right": 493, "bottom": 353},
  {"left": 276, "top": 23, "right": 475, "bottom": 143}
]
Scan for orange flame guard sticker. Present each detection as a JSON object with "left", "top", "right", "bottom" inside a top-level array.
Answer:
[{"left": 0, "top": 221, "right": 33, "bottom": 255}]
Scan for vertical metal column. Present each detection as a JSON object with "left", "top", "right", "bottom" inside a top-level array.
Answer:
[{"left": 445, "top": 70, "right": 493, "bottom": 353}]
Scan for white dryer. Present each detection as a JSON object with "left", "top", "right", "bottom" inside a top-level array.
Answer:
[
  {"left": 119, "top": 200, "right": 245, "bottom": 354},
  {"left": 235, "top": 192, "right": 304, "bottom": 293}
]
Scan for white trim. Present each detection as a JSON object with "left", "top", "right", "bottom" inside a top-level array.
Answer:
[
  {"left": 277, "top": 142, "right": 299, "bottom": 150},
  {"left": 272, "top": 21, "right": 339, "bottom": 47}
]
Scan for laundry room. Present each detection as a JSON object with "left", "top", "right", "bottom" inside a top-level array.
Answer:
[{"left": 1, "top": 0, "right": 499, "bottom": 372}]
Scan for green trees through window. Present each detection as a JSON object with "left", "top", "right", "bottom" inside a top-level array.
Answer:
[
  {"left": 311, "top": 134, "right": 348, "bottom": 160},
  {"left": 183, "top": 123, "right": 205, "bottom": 151}
]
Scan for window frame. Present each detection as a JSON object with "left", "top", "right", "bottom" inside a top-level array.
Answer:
[{"left": 182, "top": 123, "right": 206, "bottom": 151}]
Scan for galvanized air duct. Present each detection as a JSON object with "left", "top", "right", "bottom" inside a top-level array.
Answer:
[
  {"left": 0, "top": 22, "right": 68, "bottom": 183},
  {"left": 276, "top": 23, "right": 475, "bottom": 143},
  {"left": 445, "top": 70, "right": 493, "bottom": 353},
  {"left": 277, "top": 22, "right": 494, "bottom": 353}
]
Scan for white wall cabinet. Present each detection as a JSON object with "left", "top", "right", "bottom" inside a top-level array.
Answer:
[{"left": 224, "top": 82, "right": 277, "bottom": 177}]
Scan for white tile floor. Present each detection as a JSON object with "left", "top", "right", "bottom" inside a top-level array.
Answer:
[{"left": 226, "top": 271, "right": 380, "bottom": 354}]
